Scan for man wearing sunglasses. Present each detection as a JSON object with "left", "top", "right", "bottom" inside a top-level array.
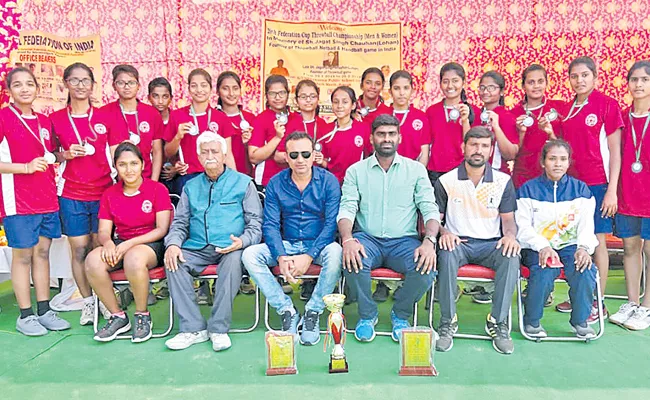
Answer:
[
  {"left": 338, "top": 114, "right": 441, "bottom": 343},
  {"left": 243, "top": 131, "right": 342, "bottom": 346}
]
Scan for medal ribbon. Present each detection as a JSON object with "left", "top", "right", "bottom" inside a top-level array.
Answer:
[
  {"left": 67, "top": 106, "right": 98, "bottom": 146},
  {"left": 630, "top": 112, "right": 650, "bottom": 164},
  {"left": 8, "top": 104, "right": 48, "bottom": 153},
  {"left": 562, "top": 99, "right": 588, "bottom": 122}
]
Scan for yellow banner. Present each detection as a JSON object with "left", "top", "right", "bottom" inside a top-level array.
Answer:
[
  {"left": 262, "top": 20, "right": 402, "bottom": 115},
  {"left": 9, "top": 30, "right": 102, "bottom": 113}
]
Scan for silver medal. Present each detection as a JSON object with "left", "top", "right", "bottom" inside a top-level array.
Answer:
[
  {"left": 84, "top": 142, "right": 96, "bottom": 156},
  {"left": 449, "top": 108, "right": 460, "bottom": 121},
  {"left": 522, "top": 115, "right": 534, "bottom": 128},
  {"left": 480, "top": 110, "right": 490, "bottom": 124},
  {"left": 44, "top": 152, "right": 57, "bottom": 164},
  {"left": 276, "top": 113, "right": 288, "bottom": 125},
  {"left": 314, "top": 143, "right": 322, "bottom": 152},
  {"left": 359, "top": 107, "right": 369, "bottom": 118},
  {"left": 632, "top": 161, "right": 643, "bottom": 173},
  {"left": 239, "top": 120, "right": 251, "bottom": 131},
  {"left": 188, "top": 124, "right": 200, "bottom": 136},
  {"left": 546, "top": 108, "right": 558, "bottom": 122},
  {"left": 129, "top": 132, "right": 141, "bottom": 145}
]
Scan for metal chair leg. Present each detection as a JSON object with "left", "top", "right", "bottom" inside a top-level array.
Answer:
[
  {"left": 518, "top": 271, "right": 605, "bottom": 342},
  {"left": 230, "top": 285, "right": 260, "bottom": 333}
]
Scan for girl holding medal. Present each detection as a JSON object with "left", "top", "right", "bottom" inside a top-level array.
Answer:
[
  {"left": 511, "top": 64, "right": 564, "bottom": 188},
  {"left": 248, "top": 75, "right": 292, "bottom": 187},
  {"left": 164, "top": 68, "right": 236, "bottom": 192},
  {"left": 388, "top": 70, "right": 430, "bottom": 165},
  {"left": 102, "top": 65, "right": 164, "bottom": 181},
  {"left": 319, "top": 86, "right": 370, "bottom": 185},
  {"left": 275, "top": 80, "right": 329, "bottom": 168},
  {"left": 0, "top": 67, "right": 70, "bottom": 336},
  {"left": 425, "top": 62, "right": 479, "bottom": 184},
  {"left": 217, "top": 71, "right": 255, "bottom": 176},
  {"left": 556, "top": 56, "right": 624, "bottom": 321},
  {"left": 609, "top": 60, "right": 650, "bottom": 330},
  {"left": 50, "top": 63, "right": 126, "bottom": 325},
  {"left": 356, "top": 67, "right": 391, "bottom": 127},
  {"left": 474, "top": 71, "right": 519, "bottom": 174}
]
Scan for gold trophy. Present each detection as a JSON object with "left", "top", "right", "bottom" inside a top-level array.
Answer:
[{"left": 323, "top": 294, "right": 349, "bottom": 373}]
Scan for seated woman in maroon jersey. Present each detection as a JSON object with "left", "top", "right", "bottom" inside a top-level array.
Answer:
[{"left": 85, "top": 142, "right": 172, "bottom": 343}]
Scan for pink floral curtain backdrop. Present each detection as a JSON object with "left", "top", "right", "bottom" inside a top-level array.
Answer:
[
  {"left": 3, "top": 0, "right": 650, "bottom": 112},
  {"left": 0, "top": 1, "right": 22, "bottom": 107}
]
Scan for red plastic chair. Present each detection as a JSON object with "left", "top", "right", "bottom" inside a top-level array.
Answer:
[
  {"left": 517, "top": 265, "right": 605, "bottom": 342},
  {"left": 93, "top": 266, "right": 174, "bottom": 339},
  {"left": 428, "top": 264, "right": 512, "bottom": 341},
  {"left": 195, "top": 264, "right": 260, "bottom": 333}
]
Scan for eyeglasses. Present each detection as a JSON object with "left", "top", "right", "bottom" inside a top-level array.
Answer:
[
  {"left": 478, "top": 85, "right": 499, "bottom": 93},
  {"left": 268, "top": 90, "right": 288, "bottom": 99},
  {"left": 288, "top": 151, "right": 312, "bottom": 160},
  {"left": 67, "top": 78, "right": 93, "bottom": 87},
  {"left": 297, "top": 94, "right": 318, "bottom": 101},
  {"left": 115, "top": 80, "right": 138, "bottom": 88}
]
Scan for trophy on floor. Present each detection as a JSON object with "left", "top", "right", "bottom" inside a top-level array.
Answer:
[
  {"left": 323, "top": 293, "right": 349, "bottom": 373},
  {"left": 399, "top": 327, "right": 438, "bottom": 376},
  {"left": 265, "top": 330, "right": 297, "bottom": 376}
]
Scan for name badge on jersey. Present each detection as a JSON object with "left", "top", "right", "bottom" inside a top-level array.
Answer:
[
  {"left": 585, "top": 114, "right": 598, "bottom": 127},
  {"left": 142, "top": 200, "right": 153, "bottom": 213},
  {"left": 139, "top": 121, "right": 150, "bottom": 133}
]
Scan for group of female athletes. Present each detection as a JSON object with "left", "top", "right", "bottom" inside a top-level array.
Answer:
[{"left": 1, "top": 55, "right": 649, "bottom": 339}]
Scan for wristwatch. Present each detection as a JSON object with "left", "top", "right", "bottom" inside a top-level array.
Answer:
[{"left": 424, "top": 235, "right": 437, "bottom": 246}]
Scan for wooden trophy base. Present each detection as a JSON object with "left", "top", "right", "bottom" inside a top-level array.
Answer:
[
  {"left": 266, "top": 367, "right": 297, "bottom": 376},
  {"left": 329, "top": 357, "right": 349, "bottom": 373},
  {"left": 398, "top": 365, "right": 438, "bottom": 376}
]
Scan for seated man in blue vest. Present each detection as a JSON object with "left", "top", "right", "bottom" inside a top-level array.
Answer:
[
  {"left": 242, "top": 131, "right": 342, "bottom": 346},
  {"left": 163, "top": 132, "right": 263, "bottom": 352}
]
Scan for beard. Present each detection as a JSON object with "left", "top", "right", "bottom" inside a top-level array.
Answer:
[
  {"left": 466, "top": 155, "right": 486, "bottom": 167},
  {"left": 373, "top": 142, "right": 397, "bottom": 157}
]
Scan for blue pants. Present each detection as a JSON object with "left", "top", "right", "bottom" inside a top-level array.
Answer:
[
  {"left": 242, "top": 240, "right": 342, "bottom": 314},
  {"left": 343, "top": 232, "right": 434, "bottom": 320},
  {"left": 522, "top": 245, "right": 597, "bottom": 326}
]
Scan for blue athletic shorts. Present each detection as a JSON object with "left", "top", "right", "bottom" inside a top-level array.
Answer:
[
  {"left": 589, "top": 184, "right": 613, "bottom": 235},
  {"left": 4, "top": 212, "right": 62, "bottom": 249},
  {"left": 58, "top": 197, "right": 100, "bottom": 237},
  {"left": 615, "top": 214, "right": 650, "bottom": 240}
]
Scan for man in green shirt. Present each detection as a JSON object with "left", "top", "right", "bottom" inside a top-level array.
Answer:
[{"left": 337, "top": 114, "right": 441, "bottom": 342}]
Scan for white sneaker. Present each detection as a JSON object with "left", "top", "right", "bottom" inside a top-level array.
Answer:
[
  {"left": 79, "top": 301, "right": 95, "bottom": 326},
  {"left": 210, "top": 332, "right": 232, "bottom": 352},
  {"left": 623, "top": 306, "right": 650, "bottom": 331},
  {"left": 165, "top": 330, "right": 209, "bottom": 350},
  {"left": 609, "top": 302, "right": 638, "bottom": 325},
  {"left": 98, "top": 302, "right": 112, "bottom": 321}
]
